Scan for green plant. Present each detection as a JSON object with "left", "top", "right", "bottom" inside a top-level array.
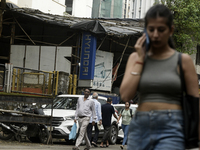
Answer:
[{"left": 154, "top": 0, "right": 200, "bottom": 54}]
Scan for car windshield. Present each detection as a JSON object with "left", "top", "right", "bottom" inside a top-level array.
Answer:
[{"left": 45, "top": 97, "right": 79, "bottom": 110}]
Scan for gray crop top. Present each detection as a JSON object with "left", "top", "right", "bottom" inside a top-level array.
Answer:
[{"left": 138, "top": 51, "right": 182, "bottom": 105}]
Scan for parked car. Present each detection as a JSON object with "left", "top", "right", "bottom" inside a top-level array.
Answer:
[
  {"left": 43, "top": 94, "right": 119, "bottom": 144},
  {"left": 112, "top": 104, "right": 138, "bottom": 139}
]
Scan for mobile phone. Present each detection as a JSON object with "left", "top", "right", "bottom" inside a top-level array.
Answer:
[{"left": 144, "top": 29, "right": 150, "bottom": 51}]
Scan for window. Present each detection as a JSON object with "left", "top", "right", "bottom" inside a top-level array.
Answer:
[
  {"left": 65, "top": 0, "right": 73, "bottom": 15},
  {"left": 196, "top": 45, "right": 200, "bottom": 65}
]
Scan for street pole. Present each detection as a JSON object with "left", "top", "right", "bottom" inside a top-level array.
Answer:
[{"left": 0, "top": 0, "right": 6, "bottom": 37}]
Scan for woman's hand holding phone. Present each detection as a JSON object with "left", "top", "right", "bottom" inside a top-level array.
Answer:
[
  {"left": 134, "top": 33, "right": 146, "bottom": 61},
  {"left": 134, "top": 29, "right": 150, "bottom": 61}
]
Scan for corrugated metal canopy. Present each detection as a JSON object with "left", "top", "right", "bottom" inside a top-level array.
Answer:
[
  {"left": 1, "top": 3, "right": 145, "bottom": 88},
  {"left": 6, "top": 3, "right": 144, "bottom": 38}
]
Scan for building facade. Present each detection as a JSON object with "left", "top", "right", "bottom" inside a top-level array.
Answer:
[
  {"left": 71, "top": 0, "right": 93, "bottom": 17},
  {"left": 124, "top": 0, "right": 155, "bottom": 19},
  {"left": 7, "top": 0, "right": 66, "bottom": 16},
  {"left": 92, "top": 0, "right": 155, "bottom": 19},
  {"left": 92, "top": 0, "right": 123, "bottom": 18}
]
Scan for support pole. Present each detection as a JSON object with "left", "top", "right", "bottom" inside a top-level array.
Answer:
[
  {"left": 68, "top": 74, "right": 72, "bottom": 94},
  {"left": 12, "top": 68, "right": 16, "bottom": 91},
  {"left": 0, "top": 0, "right": 6, "bottom": 37},
  {"left": 111, "top": 36, "right": 130, "bottom": 86},
  {"left": 73, "top": 74, "right": 77, "bottom": 95}
]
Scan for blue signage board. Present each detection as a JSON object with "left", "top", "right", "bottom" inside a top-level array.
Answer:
[{"left": 79, "top": 32, "right": 97, "bottom": 80}]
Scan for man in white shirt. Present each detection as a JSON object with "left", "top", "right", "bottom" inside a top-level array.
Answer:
[
  {"left": 73, "top": 89, "right": 96, "bottom": 150},
  {"left": 87, "top": 92, "right": 102, "bottom": 147}
]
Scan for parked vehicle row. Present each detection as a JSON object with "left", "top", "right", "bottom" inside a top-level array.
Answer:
[{"left": 43, "top": 94, "right": 119, "bottom": 144}]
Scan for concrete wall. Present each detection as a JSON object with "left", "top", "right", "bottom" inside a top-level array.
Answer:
[
  {"left": 8, "top": 0, "right": 66, "bottom": 16},
  {"left": 72, "top": 0, "right": 93, "bottom": 17},
  {"left": 7, "top": 0, "right": 18, "bottom": 5}
]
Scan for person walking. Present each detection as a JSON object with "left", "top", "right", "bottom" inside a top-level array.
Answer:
[
  {"left": 87, "top": 92, "right": 102, "bottom": 147},
  {"left": 73, "top": 89, "right": 96, "bottom": 150},
  {"left": 120, "top": 4, "right": 199, "bottom": 150},
  {"left": 100, "top": 97, "right": 118, "bottom": 148},
  {"left": 116, "top": 102, "right": 133, "bottom": 149}
]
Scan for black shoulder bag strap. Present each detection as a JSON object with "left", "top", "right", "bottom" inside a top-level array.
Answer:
[{"left": 178, "top": 53, "right": 186, "bottom": 92}]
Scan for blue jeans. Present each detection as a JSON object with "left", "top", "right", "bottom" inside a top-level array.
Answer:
[
  {"left": 121, "top": 124, "right": 129, "bottom": 146},
  {"left": 127, "top": 110, "right": 184, "bottom": 150}
]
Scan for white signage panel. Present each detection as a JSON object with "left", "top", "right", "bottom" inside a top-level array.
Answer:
[{"left": 91, "top": 50, "right": 113, "bottom": 91}]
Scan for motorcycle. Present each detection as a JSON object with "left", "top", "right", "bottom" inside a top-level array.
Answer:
[{"left": 0, "top": 104, "right": 49, "bottom": 144}]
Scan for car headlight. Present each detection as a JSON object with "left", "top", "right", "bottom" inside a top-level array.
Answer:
[{"left": 64, "top": 116, "right": 75, "bottom": 120}]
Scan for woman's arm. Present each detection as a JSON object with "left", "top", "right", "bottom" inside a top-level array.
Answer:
[
  {"left": 182, "top": 53, "right": 199, "bottom": 142},
  {"left": 120, "top": 34, "right": 146, "bottom": 102},
  {"left": 117, "top": 114, "right": 122, "bottom": 124},
  {"left": 182, "top": 53, "right": 199, "bottom": 97}
]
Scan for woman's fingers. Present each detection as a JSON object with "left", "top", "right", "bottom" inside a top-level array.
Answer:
[
  {"left": 136, "top": 33, "right": 146, "bottom": 46},
  {"left": 134, "top": 33, "right": 146, "bottom": 59}
]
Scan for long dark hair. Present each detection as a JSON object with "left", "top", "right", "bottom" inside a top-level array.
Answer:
[{"left": 144, "top": 4, "right": 175, "bottom": 49}]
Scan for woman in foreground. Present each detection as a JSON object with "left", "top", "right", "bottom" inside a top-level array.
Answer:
[{"left": 120, "top": 4, "right": 199, "bottom": 150}]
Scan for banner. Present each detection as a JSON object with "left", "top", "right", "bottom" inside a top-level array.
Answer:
[{"left": 79, "top": 32, "right": 97, "bottom": 80}]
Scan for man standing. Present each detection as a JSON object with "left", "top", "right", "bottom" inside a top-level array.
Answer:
[
  {"left": 73, "top": 89, "right": 96, "bottom": 150},
  {"left": 100, "top": 97, "right": 118, "bottom": 148},
  {"left": 87, "top": 92, "right": 102, "bottom": 147}
]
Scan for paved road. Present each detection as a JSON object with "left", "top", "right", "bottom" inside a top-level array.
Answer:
[
  {"left": 0, "top": 139, "right": 123, "bottom": 150},
  {"left": 0, "top": 139, "right": 198, "bottom": 150}
]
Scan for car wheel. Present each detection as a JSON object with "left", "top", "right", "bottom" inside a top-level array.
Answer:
[{"left": 108, "top": 125, "right": 118, "bottom": 145}]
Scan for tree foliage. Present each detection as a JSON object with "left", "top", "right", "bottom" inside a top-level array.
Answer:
[{"left": 155, "top": 0, "right": 200, "bottom": 54}]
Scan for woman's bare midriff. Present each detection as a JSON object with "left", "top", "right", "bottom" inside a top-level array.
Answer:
[{"left": 137, "top": 102, "right": 182, "bottom": 111}]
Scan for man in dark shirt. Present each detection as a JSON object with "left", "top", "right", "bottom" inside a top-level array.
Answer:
[{"left": 100, "top": 97, "right": 118, "bottom": 147}]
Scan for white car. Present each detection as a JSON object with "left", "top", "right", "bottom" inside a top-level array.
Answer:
[
  {"left": 43, "top": 94, "right": 119, "bottom": 144},
  {"left": 112, "top": 104, "right": 138, "bottom": 139}
]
